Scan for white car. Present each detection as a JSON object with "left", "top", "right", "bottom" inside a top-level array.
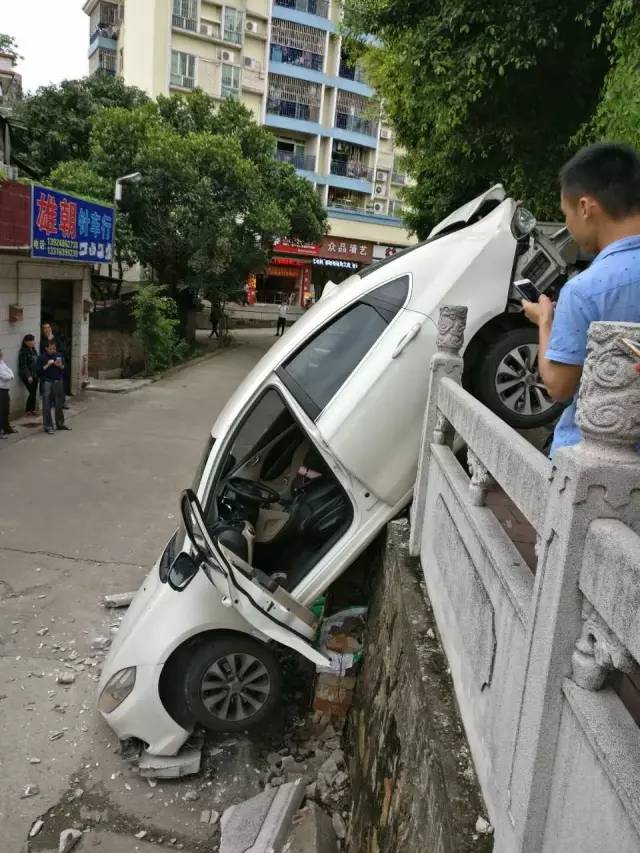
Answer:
[{"left": 98, "top": 186, "right": 578, "bottom": 756}]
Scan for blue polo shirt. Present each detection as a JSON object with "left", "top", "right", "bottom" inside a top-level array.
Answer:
[{"left": 547, "top": 235, "right": 640, "bottom": 455}]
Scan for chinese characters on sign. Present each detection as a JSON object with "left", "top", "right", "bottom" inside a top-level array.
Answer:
[
  {"left": 273, "top": 236, "right": 374, "bottom": 264},
  {"left": 32, "top": 186, "right": 115, "bottom": 263},
  {"left": 312, "top": 258, "right": 359, "bottom": 271}
]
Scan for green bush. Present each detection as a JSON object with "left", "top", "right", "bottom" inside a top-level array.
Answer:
[{"left": 131, "top": 285, "right": 182, "bottom": 375}]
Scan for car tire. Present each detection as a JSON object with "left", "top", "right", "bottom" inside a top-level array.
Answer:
[
  {"left": 473, "top": 326, "right": 564, "bottom": 429},
  {"left": 183, "top": 634, "right": 282, "bottom": 733}
]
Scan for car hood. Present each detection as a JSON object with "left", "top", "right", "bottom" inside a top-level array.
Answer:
[{"left": 429, "top": 184, "right": 507, "bottom": 239}]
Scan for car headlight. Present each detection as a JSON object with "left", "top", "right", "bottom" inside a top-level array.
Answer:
[
  {"left": 511, "top": 206, "right": 537, "bottom": 240},
  {"left": 98, "top": 667, "right": 136, "bottom": 714}
]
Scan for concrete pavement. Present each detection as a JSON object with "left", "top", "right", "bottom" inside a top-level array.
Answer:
[{"left": 0, "top": 329, "right": 274, "bottom": 853}]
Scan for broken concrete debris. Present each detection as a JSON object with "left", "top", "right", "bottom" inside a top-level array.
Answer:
[
  {"left": 58, "top": 827, "right": 82, "bottom": 853},
  {"left": 29, "top": 819, "right": 44, "bottom": 838},
  {"left": 20, "top": 784, "right": 39, "bottom": 798},
  {"left": 475, "top": 815, "right": 493, "bottom": 835},
  {"left": 200, "top": 809, "right": 221, "bottom": 825},
  {"left": 57, "top": 672, "right": 76, "bottom": 685},
  {"left": 138, "top": 747, "right": 202, "bottom": 779},
  {"left": 284, "top": 803, "right": 338, "bottom": 853},
  {"left": 220, "top": 779, "right": 305, "bottom": 853},
  {"left": 103, "top": 591, "right": 136, "bottom": 608},
  {"left": 331, "top": 813, "right": 346, "bottom": 841}
]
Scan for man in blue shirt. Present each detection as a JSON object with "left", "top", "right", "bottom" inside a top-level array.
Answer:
[{"left": 523, "top": 142, "right": 640, "bottom": 456}]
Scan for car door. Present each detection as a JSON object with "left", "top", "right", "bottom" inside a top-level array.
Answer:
[{"left": 277, "top": 274, "right": 438, "bottom": 506}]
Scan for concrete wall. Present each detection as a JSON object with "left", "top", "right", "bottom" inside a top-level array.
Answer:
[
  {"left": 0, "top": 255, "right": 91, "bottom": 413},
  {"left": 347, "top": 520, "right": 490, "bottom": 853},
  {"left": 409, "top": 308, "right": 640, "bottom": 853}
]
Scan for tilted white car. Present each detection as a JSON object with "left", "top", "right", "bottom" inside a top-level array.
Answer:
[{"left": 98, "top": 186, "right": 579, "bottom": 756}]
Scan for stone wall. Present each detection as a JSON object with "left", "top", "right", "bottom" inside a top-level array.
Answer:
[
  {"left": 346, "top": 520, "right": 490, "bottom": 853},
  {"left": 88, "top": 328, "right": 145, "bottom": 377}
]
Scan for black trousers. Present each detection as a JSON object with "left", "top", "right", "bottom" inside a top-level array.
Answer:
[
  {"left": 42, "top": 380, "right": 65, "bottom": 430},
  {"left": 0, "top": 388, "right": 9, "bottom": 432},
  {"left": 276, "top": 317, "right": 287, "bottom": 336},
  {"left": 22, "top": 378, "right": 38, "bottom": 412}
]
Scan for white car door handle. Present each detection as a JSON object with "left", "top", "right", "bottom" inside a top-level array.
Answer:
[{"left": 392, "top": 321, "right": 423, "bottom": 359}]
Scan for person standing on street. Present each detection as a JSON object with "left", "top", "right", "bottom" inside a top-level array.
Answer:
[
  {"left": 18, "top": 334, "right": 39, "bottom": 417},
  {"left": 0, "top": 348, "right": 17, "bottom": 439},
  {"left": 37, "top": 341, "right": 71, "bottom": 435},
  {"left": 41, "top": 321, "right": 70, "bottom": 409},
  {"left": 522, "top": 142, "right": 640, "bottom": 456},
  {"left": 276, "top": 299, "right": 288, "bottom": 337}
]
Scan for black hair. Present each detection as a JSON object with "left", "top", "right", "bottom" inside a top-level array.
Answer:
[
  {"left": 560, "top": 143, "right": 640, "bottom": 220},
  {"left": 21, "top": 334, "right": 35, "bottom": 347}
]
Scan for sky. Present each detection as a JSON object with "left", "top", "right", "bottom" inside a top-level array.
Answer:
[{"left": 2, "top": 1, "right": 88, "bottom": 93}]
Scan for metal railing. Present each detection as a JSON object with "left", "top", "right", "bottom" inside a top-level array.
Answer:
[
  {"left": 330, "top": 159, "right": 374, "bottom": 181},
  {"left": 275, "top": 150, "right": 316, "bottom": 171},
  {"left": 170, "top": 73, "right": 195, "bottom": 89},
  {"left": 338, "top": 61, "right": 368, "bottom": 84},
  {"left": 335, "top": 112, "right": 377, "bottom": 137},
  {"left": 270, "top": 45, "right": 324, "bottom": 72},
  {"left": 266, "top": 97, "right": 320, "bottom": 123},
  {"left": 172, "top": 13, "right": 197, "bottom": 31},
  {"left": 388, "top": 200, "right": 405, "bottom": 217},
  {"left": 223, "top": 26, "right": 243, "bottom": 45},
  {"left": 391, "top": 171, "right": 408, "bottom": 185},
  {"left": 273, "top": 0, "right": 329, "bottom": 18}
]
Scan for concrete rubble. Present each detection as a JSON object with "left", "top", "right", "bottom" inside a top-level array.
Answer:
[
  {"left": 59, "top": 827, "right": 83, "bottom": 852},
  {"left": 103, "top": 591, "right": 136, "bottom": 608},
  {"left": 220, "top": 779, "right": 305, "bottom": 853},
  {"left": 283, "top": 803, "right": 338, "bottom": 853},
  {"left": 138, "top": 747, "right": 202, "bottom": 779}
]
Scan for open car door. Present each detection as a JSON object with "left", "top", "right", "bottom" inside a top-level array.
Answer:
[{"left": 180, "top": 489, "right": 329, "bottom": 667}]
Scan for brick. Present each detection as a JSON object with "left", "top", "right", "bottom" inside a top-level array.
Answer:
[{"left": 312, "top": 695, "right": 353, "bottom": 717}]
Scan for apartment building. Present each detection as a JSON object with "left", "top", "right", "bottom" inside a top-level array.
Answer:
[{"left": 84, "top": 0, "right": 416, "bottom": 302}]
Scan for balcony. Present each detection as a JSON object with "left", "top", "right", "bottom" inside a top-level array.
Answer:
[
  {"left": 330, "top": 159, "right": 374, "bottom": 181},
  {"left": 266, "top": 97, "right": 320, "bottom": 123},
  {"left": 338, "top": 61, "right": 367, "bottom": 84},
  {"left": 273, "top": 0, "right": 329, "bottom": 18},
  {"left": 391, "top": 172, "right": 408, "bottom": 185},
  {"left": 90, "top": 48, "right": 117, "bottom": 76},
  {"left": 276, "top": 150, "right": 316, "bottom": 171},
  {"left": 170, "top": 73, "right": 195, "bottom": 89},
  {"left": 172, "top": 13, "right": 197, "bottom": 31},
  {"left": 388, "top": 199, "right": 405, "bottom": 218},
  {"left": 335, "top": 112, "right": 377, "bottom": 138},
  {"left": 270, "top": 44, "right": 324, "bottom": 72}
]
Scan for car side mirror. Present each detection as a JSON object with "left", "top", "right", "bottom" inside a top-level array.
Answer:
[
  {"left": 180, "top": 489, "right": 217, "bottom": 559},
  {"left": 167, "top": 552, "right": 198, "bottom": 592}
]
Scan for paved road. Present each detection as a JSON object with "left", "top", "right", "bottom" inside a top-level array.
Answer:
[{"left": 0, "top": 330, "right": 274, "bottom": 853}]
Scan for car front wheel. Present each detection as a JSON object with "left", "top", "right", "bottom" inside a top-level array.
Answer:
[
  {"left": 183, "top": 634, "right": 282, "bottom": 733},
  {"left": 473, "top": 326, "right": 564, "bottom": 429}
]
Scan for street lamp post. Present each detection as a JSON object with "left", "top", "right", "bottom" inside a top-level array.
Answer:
[{"left": 111, "top": 172, "right": 142, "bottom": 292}]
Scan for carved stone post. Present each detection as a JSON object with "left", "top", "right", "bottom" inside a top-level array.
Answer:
[
  {"left": 508, "top": 321, "right": 640, "bottom": 853},
  {"left": 409, "top": 305, "right": 467, "bottom": 556}
]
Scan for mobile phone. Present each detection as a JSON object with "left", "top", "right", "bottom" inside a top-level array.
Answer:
[
  {"left": 619, "top": 337, "right": 640, "bottom": 360},
  {"left": 514, "top": 278, "right": 540, "bottom": 303}
]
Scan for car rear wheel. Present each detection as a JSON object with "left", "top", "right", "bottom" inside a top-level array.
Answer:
[
  {"left": 473, "top": 326, "right": 564, "bottom": 429},
  {"left": 183, "top": 635, "right": 282, "bottom": 733}
]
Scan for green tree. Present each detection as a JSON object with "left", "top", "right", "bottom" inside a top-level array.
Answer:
[
  {"left": 580, "top": 0, "right": 640, "bottom": 147},
  {"left": 131, "top": 285, "right": 184, "bottom": 375},
  {"left": 0, "top": 33, "right": 21, "bottom": 58},
  {"left": 343, "top": 0, "right": 610, "bottom": 236},
  {"left": 13, "top": 75, "right": 148, "bottom": 177}
]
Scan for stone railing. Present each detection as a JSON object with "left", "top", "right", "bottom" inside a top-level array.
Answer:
[{"left": 409, "top": 307, "right": 640, "bottom": 852}]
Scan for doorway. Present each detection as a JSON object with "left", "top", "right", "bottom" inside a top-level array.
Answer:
[{"left": 41, "top": 280, "right": 74, "bottom": 396}]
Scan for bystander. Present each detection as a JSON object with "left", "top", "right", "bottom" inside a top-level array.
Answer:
[
  {"left": 522, "top": 142, "right": 640, "bottom": 456},
  {"left": 37, "top": 341, "right": 71, "bottom": 435}
]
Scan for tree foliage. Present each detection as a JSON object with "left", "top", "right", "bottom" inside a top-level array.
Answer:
[
  {"left": 131, "top": 285, "right": 186, "bottom": 375},
  {"left": 14, "top": 75, "right": 149, "bottom": 177},
  {"left": 343, "top": 0, "right": 611, "bottom": 236},
  {"left": 48, "top": 92, "right": 326, "bottom": 319}
]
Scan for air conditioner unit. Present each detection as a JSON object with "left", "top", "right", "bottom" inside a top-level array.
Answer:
[
  {"left": 375, "top": 170, "right": 387, "bottom": 182},
  {"left": 217, "top": 49, "right": 235, "bottom": 62},
  {"left": 379, "top": 128, "right": 392, "bottom": 140},
  {"left": 375, "top": 184, "right": 385, "bottom": 195},
  {"left": 200, "top": 23, "right": 215, "bottom": 37},
  {"left": 245, "top": 20, "right": 258, "bottom": 33},
  {"left": 373, "top": 202, "right": 385, "bottom": 213},
  {"left": 243, "top": 56, "right": 259, "bottom": 70}
]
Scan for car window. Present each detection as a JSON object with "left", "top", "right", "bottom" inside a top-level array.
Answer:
[{"left": 279, "top": 275, "right": 409, "bottom": 417}]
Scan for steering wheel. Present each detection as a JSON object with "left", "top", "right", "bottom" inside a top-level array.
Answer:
[{"left": 227, "top": 477, "right": 280, "bottom": 506}]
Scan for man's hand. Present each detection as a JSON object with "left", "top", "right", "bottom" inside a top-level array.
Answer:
[{"left": 522, "top": 294, "right": 555, "bottom": 329}]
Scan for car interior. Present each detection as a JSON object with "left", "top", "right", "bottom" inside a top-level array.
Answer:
[{"left": 205, "top": 389, "right": 353, "bottom": 592}]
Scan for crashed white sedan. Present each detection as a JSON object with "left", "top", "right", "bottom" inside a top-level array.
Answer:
[{"left": 97, "top": 187, "right": 578, "bottom": 756}]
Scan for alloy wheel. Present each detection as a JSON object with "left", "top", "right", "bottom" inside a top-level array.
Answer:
[
  {"left": 200, "top": 653, "right": 271, "bottom": 722},
  {"left": 494, "top": 343, "right": 554, "bottom": 418}
]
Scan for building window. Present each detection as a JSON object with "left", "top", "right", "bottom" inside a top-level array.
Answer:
[
  {"left": 171, "top": 51, "right": 196, "bottom": 88},
  {"left": 172, "top": 0, "right": 198, "bottom": 31},
  {"left": 221, "top": 64, "right": 240, "bottom": 99},
  {"left": 223, "top": 7, "right": 244, "bottom": 45}
]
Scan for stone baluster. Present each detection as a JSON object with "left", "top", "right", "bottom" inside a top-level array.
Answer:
[
  {"left": 409, "top": 305, "right": 467, "bottom": 556},
  {"left": 467, "top": 448, "right": 496, "bottom": 507},
  {"left": 508, "top": 321, "right": 640, "bottom": 853}
]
